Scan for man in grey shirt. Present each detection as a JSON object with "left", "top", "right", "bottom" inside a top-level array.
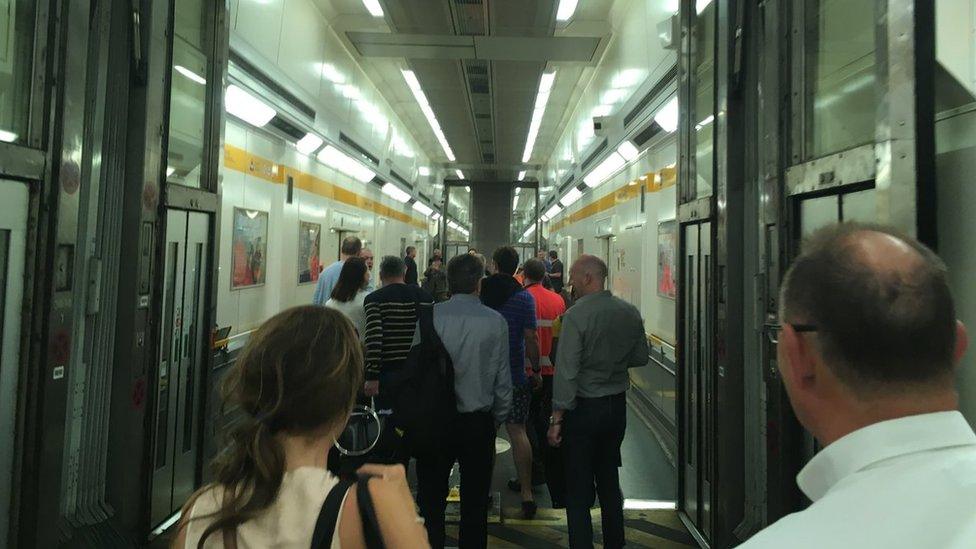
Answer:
[
  {"left": 414, "top": 253, "right": 511, "bottom": 549},
  {"left": 548, "top": 254, "right": 649, "bottom": 549}
]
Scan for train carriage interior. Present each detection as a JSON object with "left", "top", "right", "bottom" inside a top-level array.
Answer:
[{"left": 2, "top": 0, "right": 976, "bottom": 547}]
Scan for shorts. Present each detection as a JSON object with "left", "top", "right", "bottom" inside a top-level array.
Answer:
[{"left": 506, "top": 382, "right": 531, "bottom": 425}]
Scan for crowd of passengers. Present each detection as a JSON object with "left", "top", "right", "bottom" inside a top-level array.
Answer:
[{"left": 172, "top": 222, "right": 976, "bottom": 549}]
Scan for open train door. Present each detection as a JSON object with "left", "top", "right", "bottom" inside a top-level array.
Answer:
[{"left": 751, "top": 0, "right": 936, "bottom": 533}]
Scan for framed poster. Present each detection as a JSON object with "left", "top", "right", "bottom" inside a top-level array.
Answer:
[
  {"left": 657, "top": 219, "right": 677, "bottom": 299},
  {"left": 298, "top": 221, "right": 322, "bottom": 284},
  {"left": 231, "top": 208, "right": 268, "bottom": 289}
]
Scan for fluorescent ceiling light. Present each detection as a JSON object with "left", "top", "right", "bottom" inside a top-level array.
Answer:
[
  {"left": 464, "top": 185, "right": 470, "bottom": 191},
  {"left": 696, "top": 114, "right": 715, "bottom": 130},
  {"left": 513, "top": 195, "right": 520, "bottom": 210},
  {"left": 166, "top": 166, "right": 176, "bottom": 177},
  {"left": 320, "top": 63, "right": 346, "bottom": 84},
  {"left": 654, "top": 96, "right": 679, "bottom": 133},
  {"left": 515, "top": 187, "right": 522, "bottom": 195},
  {"left": 544, "top": 204, "right": 562, "bottom": 219},
  {"left": 601, "top": 88, "right": 628, "bottom": 104},
  {"left": 518, "top": 170, "right": 526, "bottom": 181},
  {"left": 523, "top": 224, "right": 536, "bottom": 239},
  {"left": 541, "top": 215, "right": 550, "bottom": 222},
  {"left": 402, "top": 69, "right": 456, "bottom": 161},
  {"left": 362, "top": 0, "right": 384, "bottom": 17},
  {"left": 432, "top": 212, "right": 441, "bottom": 220},
  {"left": 560, "top": 187, "right": 583, "bottom": 207},
  {"left": 696, "top": 0, "right": 714, "bottom": 15},
  {"left": 175, "top": 65, "right": 206, "bottom": 85},
  {"left": 455, "top": 170, "right": 465, "bottom": 180},
  {"left": 584, "top": 152, "right": 626, "bottom": 188},
  {"left": 412, "top": 201, "right": 434, "bottom": 216},
  {"left": 617, "top": 141, "right": 640, "bottom": 162},
  {"left": 556, "top": 0, "right": 579, "bottom": 21},
  {"left": 522, "top": 71, "right": 557, "bottom": 163},
  {"left": 418, "top": 166, "right": 431, "bottom": 177},
  {"left": 381, "top": 182, "right": 411, "bottom": 203},
  {"left": 225, "top": 84, "right": 277, "bottom": 128},
  {"left": 0, "top": 129, "right": 18, "bottom": 142},
  {"left": 296, "top": 133, "right": 324, "bottom": 155},
  {"left": 317, "top": 145, "right": 376, "bottom": 183}
]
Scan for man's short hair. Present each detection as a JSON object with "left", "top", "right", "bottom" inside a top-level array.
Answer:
[
  {"left": 524, "top": 258, "right": 547, "bottom": 282},
  {"left": 492, "top": 246, "right": 520, "bottom": 275},
  {"left": 447, "top": 254, "right": 484, "bottom": 294},
  {"left": 780, "top": 222, "right": 956, "bottom": 393},
  {"left": 341, "top": 236, "right": 363, "bottom": 256},
  {"left": 406, "top": 246, "right": 416, "bottom": 255},
  {"left": 549, "top": 250, "right": 558, "bottom": 259},
  {"left": 379, "top": 255, "right": 406, "bottom": 280}
]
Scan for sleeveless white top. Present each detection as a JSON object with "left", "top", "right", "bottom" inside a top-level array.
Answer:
[{"left": 183, "top": 467, "right": 346, "bottom": 548}]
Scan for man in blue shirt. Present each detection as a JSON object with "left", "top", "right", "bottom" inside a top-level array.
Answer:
[
  {"left": 312, "top": 235, "right": 361, "bottom": 305},
  {"left": 481, "top": 246, "right": 541, "bottom": 518},
  {"left": 414, "top": 253, "right": 512, "bottom": 549}
]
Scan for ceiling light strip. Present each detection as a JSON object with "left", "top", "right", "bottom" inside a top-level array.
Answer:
[
  {"left": 402, "top": 69, "right": 456, "bottom": 162},
  {"left": 522, "top": 71, "right": 557, "bottom": 163}
]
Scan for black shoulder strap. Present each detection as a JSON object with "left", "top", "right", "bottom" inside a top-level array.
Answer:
[
  {"left": 356, "top": 475, "right": 386, "bottom": 549},
  {"left": 310, "top": 477, "right": 356, "bottom": 549}
]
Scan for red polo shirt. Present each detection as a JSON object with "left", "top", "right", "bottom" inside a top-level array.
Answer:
[{"left": 524, "top": 282, "right": 567, "bottom": 376}]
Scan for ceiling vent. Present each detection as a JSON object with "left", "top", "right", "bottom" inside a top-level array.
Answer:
[
  {"left": 623, "top": 64, "right": 678, "bottom": 128},
  {"left": 339, "top": 132, "right": 379, "bottom": 166}
]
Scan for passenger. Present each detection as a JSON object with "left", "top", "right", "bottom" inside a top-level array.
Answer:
[
  {"left": 360, "top": 247, "right": 376, "bottom": 292},
  {"left": 548, "top": 250, "right": 565, "bottom": 293},
  {"left": 415, "top": 254, "right": 512, "bottom": 549},
  {"left": 325, "top": 257, "right": 370, "bottom": 338},
  {"left": 739, "top": 223, "right": 976, "bottom": 549},
  {"left": 467, "top": 247, "right": 478, "bottom": 255},
  {"left": 481, "top": 246, "right": 541, "bottom": 518},
  {"left": 537, "top": 249, "right": 552, "bottom": 273},
  {"left": 404, "top": 246, "right": 419, "bottom": 286},
  {"left": 172, "top": 306, "right": 428, "bottom": 548},
  {"left": 549, "top": 254, "right": 649, "bottom": 549},
  {"left": 363, "top": 256, "right": 433, "bottom": 462},
  {"left": 421, "top": 256, "right": 449, "bottom": 302},
  {"left": 312, "top": 235, "right": 362, "bottom": 306},
  {"left": 520, "top": 258, "right": 568, "bottom": 507}
]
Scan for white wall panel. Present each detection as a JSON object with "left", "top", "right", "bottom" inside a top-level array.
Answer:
[
  {"left": 218, "top": 122, "right": 428, "bottom": 336},
  {"left": 277, "top": 0, "right": 327, "bottom": 98},
  {"left": 235, "top": 0, "right": 285, "bottom": 63}
]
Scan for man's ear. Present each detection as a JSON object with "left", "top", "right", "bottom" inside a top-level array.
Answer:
[
  {"left": 954, "top": 320, "right": 969, "bottom": 365},
  {"left": 781, "top": 324, "right": 817, "bottom": 390}
]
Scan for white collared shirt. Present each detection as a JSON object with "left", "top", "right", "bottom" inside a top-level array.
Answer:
[{"left": 741, "top": 411, "right": 976, "bottom": 548}]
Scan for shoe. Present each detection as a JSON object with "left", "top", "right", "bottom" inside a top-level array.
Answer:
[
  {"left": 521, "top": 500, "right": 538, "bottom": 520},
  {"left": 507, "top": 478, "right": 521, "bottom": 492}
]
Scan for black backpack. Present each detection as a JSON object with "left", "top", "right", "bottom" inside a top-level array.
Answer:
[{"left": 395, "top": 303, "right": 457, "bottom": 456}]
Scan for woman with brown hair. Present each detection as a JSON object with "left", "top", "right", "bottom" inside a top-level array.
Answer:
[
  {"left": 326, "top": 257, "right": 370, "bottom": 338},
  {"left": 172, "top": 306, "right": 428, "bottom": 548}
]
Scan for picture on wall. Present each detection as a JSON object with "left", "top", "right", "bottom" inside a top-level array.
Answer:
[
  {"left": 298, "top": 221, "right": 322, "bottom": 284},
  {"left": 232, "top": 208, "right": 268, "bottom": 289},
  {"left": 657, "top": 219, "right": 677, "bottom": 299}
]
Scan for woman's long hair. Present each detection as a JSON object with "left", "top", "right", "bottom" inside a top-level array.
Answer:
[
  {"left": 194, "top": 306, "right": 363, "bottom": 547},
  {"left": 331, "top": 257, "right": 368, "bottom": 303}
]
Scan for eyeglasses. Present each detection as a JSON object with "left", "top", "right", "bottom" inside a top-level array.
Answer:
[{"left": 767, "top": 323, "right": 818, "bottom": 345}]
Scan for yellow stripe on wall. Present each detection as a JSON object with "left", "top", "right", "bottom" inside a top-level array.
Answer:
[
  {"left": 223, "top": 144, "right": 429, "bottom": 230},
  {"left": 550, "top": 166, "right": 677, "bottom": 233}
]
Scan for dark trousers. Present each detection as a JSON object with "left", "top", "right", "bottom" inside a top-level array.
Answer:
[
  {"left": 527, "top": 375, "right": 567, "bottom": 505},
  {"left": 416, "top": 412, "right": 495, "bottom": 549},
  {"left": 563, "top": 392, "right": 627, "bottom": 549}
]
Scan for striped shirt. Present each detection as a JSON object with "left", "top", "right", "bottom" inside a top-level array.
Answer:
[{"left": 363, "top": 283, "right": 433, "bottom": 380}]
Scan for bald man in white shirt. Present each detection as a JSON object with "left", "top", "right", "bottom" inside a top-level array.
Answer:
[{"left": 740, "top": 222, "right": 976, "bottom": 548}]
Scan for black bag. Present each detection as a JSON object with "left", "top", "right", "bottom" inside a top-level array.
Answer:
[
  {"left": 310, "top": 474, "right": 385, "bottom": 549},
  {"left": 395, "top": 303, "right": 457, "bottom": 456}
]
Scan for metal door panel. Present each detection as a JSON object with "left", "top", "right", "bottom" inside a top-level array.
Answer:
[
  {"left": 682, "top": 223, "right": 700, "bottom": 522},
  {"left": 151, "top": 210, "right": 188, "bottom": 526},
  {"left": 0, "top": 181, "right": 28, "bottom": 543},
  {"left": 172, "top": 212, "right": 209, "bottom": 512},
  {"left": 700, "top": 221, "right": 713, "bottom": 534}
]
